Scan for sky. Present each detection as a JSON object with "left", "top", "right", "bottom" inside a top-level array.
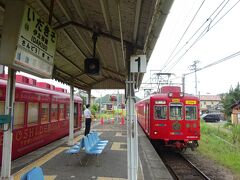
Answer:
[
  {"left": 17, "top": 0, "right": 240, "bottom": 99},
  {"left": 137, "top": 0, "right": 240, "bottom": 98}
]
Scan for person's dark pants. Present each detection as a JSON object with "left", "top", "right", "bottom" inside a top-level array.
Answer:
[{"left": 84, "top": 118, "right": 91, "bottom": 136}]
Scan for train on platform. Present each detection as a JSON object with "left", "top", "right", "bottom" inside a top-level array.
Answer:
[
  {"left": 136, "top": 86, "right": 200, "bottom": 151},
  {"left": 0, "top": 74, "right": 82, "bottom": 162}
]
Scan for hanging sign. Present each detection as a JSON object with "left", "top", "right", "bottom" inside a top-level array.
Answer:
[
  {"left": 0, "top": 4, "right": 57, "bottom": 78},
  {"left": 130, "top": 55, "right": 146, "bottom": 73},
  {"left": 15, "top": 5, "right": 57, "bottom": 78}
]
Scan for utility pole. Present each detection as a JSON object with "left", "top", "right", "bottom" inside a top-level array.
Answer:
[{"left": 189, "top": 60, "right": 199, "bottom": 96}]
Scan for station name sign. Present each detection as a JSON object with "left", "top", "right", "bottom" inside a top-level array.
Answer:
[{"left": 0, "top": 3, "right": 57, "bottom": 78}]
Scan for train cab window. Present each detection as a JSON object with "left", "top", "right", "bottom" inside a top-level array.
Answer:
[
  {"left": 40, "top": 103, "right": 49, "bottom": 123},
  {"left": 14, "top": 102, "right": 25, "bottom": 128},
  {"left": 154, "top": 106, "right": 167, "bottom": 120},
  {"left": 170, "top": 103, "right": 183, "bottom": 120},
  {"left": 185, "top": 106, "right": 197, "bottom": 120},
  {"left": 28, "top": 102, "right": 39, "bottom": 125},
  {"left": 51, "top": 103, "right": 58, "bottom": 121},
  {"left": 0, "top": 101, "right": 5, "bottom": 114},
  {"left": 59, "top": 104, "right": 65, "bottom": 120}
]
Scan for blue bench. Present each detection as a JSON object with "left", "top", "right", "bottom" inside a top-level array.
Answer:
[
  {"left": 83, "top": 132, "right": 108, "bottom": 166},
  {"left": 65, "top": 139, "right": 84, "bottom": 165},
  {"left": 65, "top": 132, "right": 108, "bottom": 166},
  {"left": 20, "top": 167, "right": 44, "bottom": 180}
]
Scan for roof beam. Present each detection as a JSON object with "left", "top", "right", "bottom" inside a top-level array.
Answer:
[
  {"left": 133, "top": 0, "right": 142, "bottom": 42},
  {"left": 57, "top": 0, "right": 109, "bottom": 78},
  {"left": 54, "top": 66, "right": 89, "bottom": 88},
  {"left": 54, "top": 21, "right": 144, "bottom": 50},
  {"left": 100, "top": 0, "right": 119, "bottom": 73},
  {"left": 56, "top": 51, "right": 98, "bottom": 82}
]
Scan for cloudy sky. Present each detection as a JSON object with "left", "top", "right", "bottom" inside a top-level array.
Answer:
[{"left": 138, "top": 0, "right": 240, "bottom": 98}]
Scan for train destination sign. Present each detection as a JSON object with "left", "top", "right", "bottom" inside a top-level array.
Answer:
[
  {"left": 15, "top": 5, "right": 57, "bottom": 78},
  {"left": 0, "top": 4, "right": 57, "bottom": 78}
]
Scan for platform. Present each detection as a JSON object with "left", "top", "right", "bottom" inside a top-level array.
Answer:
[{"left": 10, "top": 120, "right": 173, "bottom": 180}]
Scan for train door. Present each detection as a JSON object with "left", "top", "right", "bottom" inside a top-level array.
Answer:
[
  {"left": 145, "top": 103, "right": 150, "bottom": 135},
  {"left": 74, "top": 103, "right": 78, "bottom": 128},
  {"left": 169, "top": 102, "right": 184, "bottom": 139}
]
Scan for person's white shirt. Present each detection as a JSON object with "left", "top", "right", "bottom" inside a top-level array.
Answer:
[{"left": 84, "top": 108, "right": 91, "bottom": 118}]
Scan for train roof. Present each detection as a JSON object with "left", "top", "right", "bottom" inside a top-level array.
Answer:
[
  {"left": 136, "top": 92, "right": 199, "bottom": 104},
  {"left": 0, "top": 75, "right": 82, "bottom": 101}
]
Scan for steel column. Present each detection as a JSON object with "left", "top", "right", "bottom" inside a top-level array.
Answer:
[
  {"left": 68, "top": 84, "right": 74, "bottom": 145},
  {"left": 126, "top": 73, "right": 138, "bottom": 180},
  {"left": 1, "top": 68, "right": 16, "bottom": 179}
]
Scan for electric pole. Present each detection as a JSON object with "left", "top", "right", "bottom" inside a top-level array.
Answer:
[{"left": 189, "top": 60, "right": 199, "bottom": 96}]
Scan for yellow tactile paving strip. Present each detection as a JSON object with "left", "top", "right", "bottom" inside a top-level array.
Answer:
[
  {"left": 12, "top": 135, "right": 83, "bottom": 180},
  {"left": 97, "top": 177, "right": 127, "bottom": 180},
  {"left": 110, "top": 142, "right": 127, "bottom": 151},
  {"left": 12, "top": 147, "right": 68, "bottom": 180}
]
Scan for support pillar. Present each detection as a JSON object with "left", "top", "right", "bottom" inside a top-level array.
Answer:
[
  {"left": 68, "top": 84, "right": 74, "bottom": 146},
  {"left": 1, "top": 68, "right": 16, "bottom": 179},
  {"left": 126, "top": 73, "right": 138, "bottom": 180}
]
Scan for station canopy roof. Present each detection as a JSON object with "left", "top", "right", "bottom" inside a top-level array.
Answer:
[{"left": 0, "top": 0, "right": 174, "bottom": 91}]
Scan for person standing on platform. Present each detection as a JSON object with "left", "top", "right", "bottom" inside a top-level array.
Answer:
[{"left": 84, "top": 104, "right": 92, "bottom": 136}]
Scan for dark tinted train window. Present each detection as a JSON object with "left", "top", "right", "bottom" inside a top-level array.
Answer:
[
  {"left": 154, "top": 106, "right": 167, "bottom": 120},
  {"left": 185, "top": 106, "right": 197, "bottom": 120}
]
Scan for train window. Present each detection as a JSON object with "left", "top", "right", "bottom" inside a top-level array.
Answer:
[
  {"left": 14, "top": 102, "right": 25, "bottom": 128},
  {"left": 28, "top": 102, "right": 39, "bottom": 125},
  {"left": 51, "top": 103, "right": 58, "bottom": 121},
  {"left": 185, "top": 106, "right": 197, "bottom": 120},
  {"left": 170, "top": 103, "right": 183, "bottom": 120},
  {"left": 154, "top": 106, "right": 167, "bottom": 120},
  {"left": 66, "top": 104, "right": 70, "bottom": 119},
  {"left": 59, "top": 104, "right": 65, "bottom": 120},
  {"left": 0, "top": 101, "right": 5, "bottom": 114},
  {"left": 40, "top": 103, "right": 49, "bottom": 123}
]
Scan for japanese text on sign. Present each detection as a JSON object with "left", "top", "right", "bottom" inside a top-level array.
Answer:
[{"left": 14, "top": 5, "right": 57, "bottom": 78}]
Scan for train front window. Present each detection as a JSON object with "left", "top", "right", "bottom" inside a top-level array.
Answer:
[
  {"left": 170, "top": 103, "right": 183, "bottom": 120},
  {"left": 185, "top": 106, "right": 197, "bottom": 120},
  {"left": 154, "top": 106, "right": 167, "bottom": 120}
]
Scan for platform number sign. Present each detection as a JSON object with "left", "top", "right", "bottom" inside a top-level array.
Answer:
[{"left": 130, "top": 55, "right": 146, "bottom": 73}]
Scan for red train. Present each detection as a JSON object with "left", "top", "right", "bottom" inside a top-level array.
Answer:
[
  {"left": 0, "top": 74, "right": 82, "bottom": 161},
  {"left": 136, "top": 86, "right": 200, "bottom": 151}
]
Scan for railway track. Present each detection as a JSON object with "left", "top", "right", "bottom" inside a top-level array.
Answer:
[{"left": 153, "top": 143, "right": 210, "bottom": 180}]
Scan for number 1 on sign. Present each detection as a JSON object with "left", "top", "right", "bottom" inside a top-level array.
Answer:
[{"left": 135, "top": 57, "right": 140, "bottom": 72}]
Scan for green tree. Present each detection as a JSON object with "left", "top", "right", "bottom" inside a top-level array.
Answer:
[
  {"left": 221, "top": 83, "right": 240, "bottom": 117},
  {"left": 91, "top": 103, "right": 99, "bottom": 116}
]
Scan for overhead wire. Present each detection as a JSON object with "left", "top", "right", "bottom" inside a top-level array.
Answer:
[
  {"left": 162, "top": 0, "right": 232, "bottom": 72},
  {"left": 162, "top": 0, "right": 229, "bottom": 70},
  {"left": 184, "top": 50, "right": 240, "bottom": 76},
  {"left": 169, "top": 0, "right": 240, "bottom": 74},
  {"left": 161, "top": 0, "right": 206, "bottom": 71}
]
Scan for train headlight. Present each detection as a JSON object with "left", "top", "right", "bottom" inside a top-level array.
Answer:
[
  {"left": 168, "top": 92, "right": 173, "bottom": 97},
  {"left": 179, "top": 92, "right": 184, "bottom": 97},
  {"left": 154, "top": 131, "right": 158, "bottom": 135}
]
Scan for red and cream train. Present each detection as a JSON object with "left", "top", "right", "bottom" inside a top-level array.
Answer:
[
  {"left": 0, "top": 74, "right": 82, "bottom": 162},
  {"left": 136, "top": 86, "right": 200, "bottom": 150}
]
